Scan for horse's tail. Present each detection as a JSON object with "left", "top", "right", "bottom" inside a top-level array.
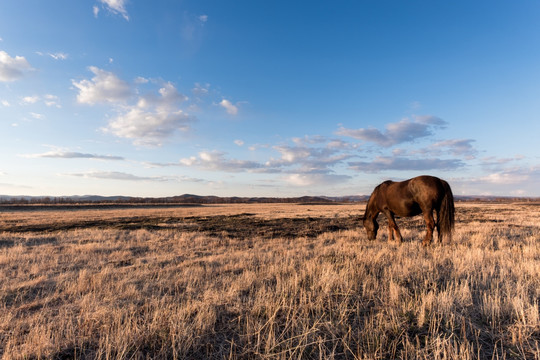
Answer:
[{"left": 439, "top": 179, "right": 455, "bottom": 243}]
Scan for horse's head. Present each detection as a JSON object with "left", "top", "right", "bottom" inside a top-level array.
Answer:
[{"left": 363, "top": 216, "right": 378, "bottom": 240}]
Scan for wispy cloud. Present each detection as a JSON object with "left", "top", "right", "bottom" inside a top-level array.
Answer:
[
  {"left": 337, "top": 115, "right": 447, "bottom": 147},
  {"left": 68, "top": 171, "right": 168, "bottom": 182},
  {"left": 0, "top": 50, "right": 33, "bottom": 82},
  {"left": 22, "top": 150, "right": 124, "bottom": 161},
  {"left": 192, "top": 83, "right": 210, "bottom": 97},
  {"left": 268, "top": 137, "right": 354, "bottom": 175},
  {"left": 480, "top": 155, "right": 525, "bottom": 168},
  {"left": 48, "top": 52, "right": 68, "bottom": 60},
  {"left": 19, "top": 94, "right": 61, "bottom": 108},
  {"left": 348, "top": 156, "right": 464, "bottom": 172},
  {"left": 0, "top": 182, "right": 33, "bottom": 190},
  {"left": 427, "top": 139, "right": 477, "bottom": 159},
  {"left": 43, "top": 94, "right": 61, "bottom": 108},
  {"left": 29, "top": 112, "right": 44, "bottom": 120},
  {"left": 179, "top": 151, "right": 265, "bottom": 173},
  {"left": 284, "top": 173, "right": 352, "bottom": 187},
  {"left": 96, "top": 0, "right": 129, "bottom": 20}
]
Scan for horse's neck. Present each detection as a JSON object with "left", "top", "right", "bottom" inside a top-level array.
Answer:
[{"left": 365, "top": 196, "right": 379, "bottom": 219}]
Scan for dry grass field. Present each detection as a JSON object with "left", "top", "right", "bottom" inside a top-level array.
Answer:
[{"left": 0, "top": 202, "right": 539, "bottom": 359}]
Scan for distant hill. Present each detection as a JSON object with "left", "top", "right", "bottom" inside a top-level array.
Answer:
[
  {"left": 0, "top": 194, "right": 346, "bottom": 205},
  {"left": 0, "top": 194, "right": 537, "bottom": 205}
]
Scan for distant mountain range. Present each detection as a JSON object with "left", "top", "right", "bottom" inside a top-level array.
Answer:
[{"left": 0, "top": 194, "right": 537, "bottom": 204}]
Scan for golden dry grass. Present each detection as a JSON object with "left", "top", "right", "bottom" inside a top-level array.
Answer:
[{"left": 0, "top": 202, "right": 539, "bottom": 359}]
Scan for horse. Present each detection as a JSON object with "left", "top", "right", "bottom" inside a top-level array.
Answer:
[{"left": 362, "top": 175, "right": 455, "bottom": 246}]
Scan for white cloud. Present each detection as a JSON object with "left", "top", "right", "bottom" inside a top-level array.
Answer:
[
  {"left": 273, "top": 145, "right": 312, "bottom": 163},
  {"left": 1, "top": 100, "right": 10, "bottom": 107},
  {"left": 199, "top": 15, "right": 208, "bottom": 23},
  {"left": 0, "top": 50, "right": 32, "bottom": 82},
  {"left": 97, "top": 0, "right": 129, "bottom": 20},
  {"left": 337, "top": 115, "right": 447, "bottom": 147},
  {"left": 93, "top": 6, "right": 100, "bottom": 17},
  {"left": 220, "top": 99, "right": 238, "bottom": 115},
  {"left": 72, "top": 66, "right": 131, "bottom": 104},
  {"left": 234, "top": 139, "right": 245, "bottom": 146},
  {"left": 21, "top": 95, "right": 40, "bottom": 104},
  {"left": 103, "top": 81, "right": 192, "bottom": 146},
  {"left": 105, "top": 108, "right": 191, "bottom": 147},
  {"left": 73, "top": 68, "right": 193, "bottom": 147}
]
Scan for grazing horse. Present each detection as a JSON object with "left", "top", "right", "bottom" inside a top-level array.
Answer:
[{"left": 362, "top": 175, "right": 455, "bottom": 246}]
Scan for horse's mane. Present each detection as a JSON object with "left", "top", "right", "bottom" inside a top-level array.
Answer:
[
  {"left": 365, "top": 180, "right": 393, "bottom": 215},
  {"left": 374, "top": 180, "right": 393, "bottom": 191}
]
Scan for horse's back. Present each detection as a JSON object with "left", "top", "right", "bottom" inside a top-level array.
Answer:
[{"left": 408, "top": 175, "right": 447, "bottom": 205}]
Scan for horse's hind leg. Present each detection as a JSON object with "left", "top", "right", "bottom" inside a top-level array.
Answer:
[
  {"left": 435, "top": 209, "right": 442, "bottom": 243},
  {"left": 421, "top": 209, "right": 435, "bottom": 247}
]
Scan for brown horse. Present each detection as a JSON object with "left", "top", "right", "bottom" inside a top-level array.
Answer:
[{"left": 362, "top": 175, "right": 455, "bottom": 246}]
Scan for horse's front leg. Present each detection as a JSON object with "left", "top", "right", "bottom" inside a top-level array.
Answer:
[
  {"left": 384, "top": 211, "right": 402, "bottom": 243},
  {"left": 422, "top": 210, "right": 435, "bottom": 247},
  {"left": 387, "top": 223, "right": 394, "bottom": 242}
]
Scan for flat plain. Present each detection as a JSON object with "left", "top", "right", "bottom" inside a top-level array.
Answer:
[{"left": 0, "top": 202, "right": 539, "bottom": 359}]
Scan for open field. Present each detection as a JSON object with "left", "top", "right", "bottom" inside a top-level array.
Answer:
[{"left": 1, "top": 202, "right": 539, "bottom": 359}]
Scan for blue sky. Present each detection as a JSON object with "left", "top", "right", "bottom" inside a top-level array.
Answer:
[{"left": 1, "top": 0, "right": 539, "bottom": 197}]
